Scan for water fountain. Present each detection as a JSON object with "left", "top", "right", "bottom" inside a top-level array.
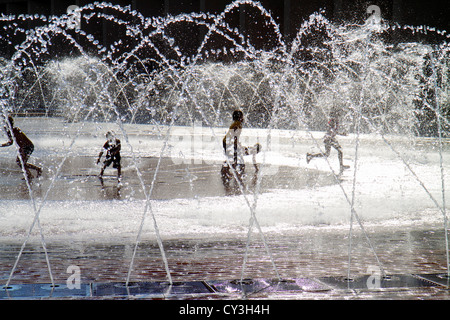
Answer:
[{"left": 0, "top": 1, "right": 449, "bottom": 299}]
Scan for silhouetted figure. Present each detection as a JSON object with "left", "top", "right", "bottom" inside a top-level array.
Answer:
[
  {"left": 221, "top": 110, "right": 261, "bottom": 194},
  {"left": 222, "top": 110, "right": 245, "bottom": 185},
  {"left": 1, "top": 115, "right": 42, "bottom": 181},
  {"left": 97, "top": 131, "right": 121, "bottom": 182},
  {"left": 306, "top": 109, "right": 349, "bottom": 174}
]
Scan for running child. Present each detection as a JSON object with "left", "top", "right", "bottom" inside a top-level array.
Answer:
[
  {"left": 222, "top": 109, "right": 245, "bottom": 178},
  {"left": 221, "top": 110, "right": 261, "bottom": 186},
  {"left": 1, "top": 115, "right": 42, "bottom": 181},
  {"left": 306, "top": 109, "right": 349, "bottom": 174}
]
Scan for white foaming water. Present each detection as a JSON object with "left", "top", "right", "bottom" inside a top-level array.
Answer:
[
  {"left": 0, "top": 2, "right": 447, "bottom": 245},
  {"left": 0, "top": 118, "right": 447, "bottom": 242}
]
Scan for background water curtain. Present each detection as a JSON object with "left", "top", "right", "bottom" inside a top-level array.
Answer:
[{"left": 0, "top": 1, "right": 448, "bottom": 136}]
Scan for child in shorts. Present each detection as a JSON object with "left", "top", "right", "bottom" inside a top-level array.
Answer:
[{"left": 97, "top": 131, "right": 121, "bottom": 181}]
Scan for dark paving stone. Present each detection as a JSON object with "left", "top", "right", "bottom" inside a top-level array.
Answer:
[
  {"left": 91, "top": 281, "right": 214, "bottom": 297},
  {"left": 317, "top": 274, "right": 441, "bottom": 290},
  {"left": 414, "top": 273, "right": 450, "bottom": 288},
  {"left": 0, "top": 283, "right": 90, "bottom": 299},
  {"left": 208, "top": 278, "right": 330, "bottom": 295}
]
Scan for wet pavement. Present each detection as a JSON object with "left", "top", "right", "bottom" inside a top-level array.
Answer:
[
  {"left": 0, "top": 155, "right": 337, "bottom": 201},
  {"left": 0, "top": 226, "right": 449, "bottom": 299}
]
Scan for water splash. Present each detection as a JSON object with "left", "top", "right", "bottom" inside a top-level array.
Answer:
[{"left": 1, "top": 1, "right": 449, "bottom": 288}]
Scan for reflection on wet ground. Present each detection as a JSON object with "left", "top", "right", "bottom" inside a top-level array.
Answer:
[{"left": 0, "top": 156, "right": 337, "bottom": 200}]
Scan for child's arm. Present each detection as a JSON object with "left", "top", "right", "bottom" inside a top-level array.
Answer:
[
  {"left": 222, "top": 134, "right": 228, "bottom": 152},
  {"left": 96, "top": 150, "right": 103, "bottom": 164},
  {"left": 97, "top": 144, "right": 106, "bottom": 164},
  {"left": 0, "top": 128, "right": 13, "bottom": 147},
  {"left": 0, "top": 140, "right": 13, "bottom": 147},
  {"left": 223, "top": 121, "right": 242, "bottom": 153},
  {"left": 223, "top": 128, "right": 233, "bottom": 153},
  {"left": 97, "top": 140, "right": 110, "bottom": 163}
]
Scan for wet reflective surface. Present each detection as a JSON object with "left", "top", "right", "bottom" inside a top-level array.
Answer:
[{"left": 0, "top": 156, "right": 337, "bottom": 201}]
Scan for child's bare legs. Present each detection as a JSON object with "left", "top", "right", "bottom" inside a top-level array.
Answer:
[
  {"left": 307, "top": 144, "right": 331, "bottom": 163},
  {"left": 117, "top": 165, "right": 122, "bottom": 182},
  {"left": 307, "top": 141, "right": 348, "bottom": 173},
  {"left": 16, "top": 154, "right": 41, "bottom": 179},
  {"left": 99, "top": 164, "right": 106, "bottom": 177},
  {"left": 27, "top": 163, "right": 42, "bottom": 177},
  {"left": 99, "top": 162, "right": 121, "bottom": 182}
]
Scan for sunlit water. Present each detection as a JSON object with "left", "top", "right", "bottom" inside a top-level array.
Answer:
[{"left": 0, "top": 1, "right": 450, "bottom": 299}]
